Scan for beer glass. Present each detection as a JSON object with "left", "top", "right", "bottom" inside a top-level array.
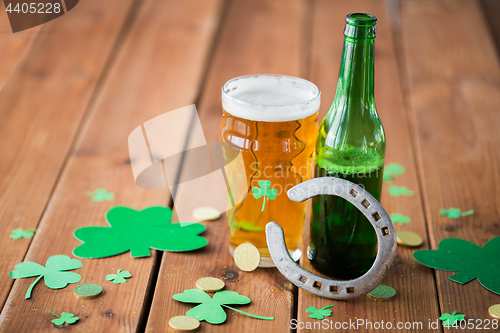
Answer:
[{"left": 220, "top": 74, "right": 320, "bottom": 266}]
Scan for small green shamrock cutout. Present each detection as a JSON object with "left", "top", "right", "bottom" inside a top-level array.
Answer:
[
  {"left": 10, "top": 255, "right": 82, "bottom": 299},
  {"left": 73, "top": 206, "right": 207, "bottom": 258},
  {"left": 388, "top": 186, "right": 414, "bottom": 197},
  {"left": 414, "top": 236, "right": 500, "bottom": 294},
  {"left": 173, "top": 289, "right": 273, "bottom": 324},
  {"left": 252, "top": 180, "right": 278, "bottom": 211},
  {"left": 439, "top": 311, "right": 465, "bottom": 326},
  {"left": 390, "top": 213, "right": 411, "bottom": 226},
  {"left": 440, "top": 208, "right": 474, "bottom": 219},
  {"left": 383, "top": 163, "right": 405, "bottom": 183},
  {"left": 106, "top": 269, "right": 131, "bottom": 284},
  {"left": 10, "top": 228, "right": 36, "bottom": 240},
  {"left": 87, "top": 188, "right": 114, "bottom": 202},
  {"left": 306, "top": 305, "right": 334, "bottom": 320},
  {"left": 47, "top": 308, "right": 79, "bottom": 325}
]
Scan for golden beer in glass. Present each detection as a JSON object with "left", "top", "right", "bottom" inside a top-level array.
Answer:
[{"left": 220, "top": 75, "right": 320, "bottom": 265}]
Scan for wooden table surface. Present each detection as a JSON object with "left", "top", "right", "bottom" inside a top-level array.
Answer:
[{"left": 0, "top": 0, "right": 499, "bottom": 332}]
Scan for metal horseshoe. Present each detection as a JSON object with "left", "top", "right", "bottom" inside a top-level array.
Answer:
[{"left": 266, "top": 177, "right": 397, "bottom": 300}]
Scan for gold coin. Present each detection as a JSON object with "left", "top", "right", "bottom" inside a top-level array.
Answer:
[
  {"left": 234, "top": 243, "right": 261, "bottom": 272},
  {"left": 73, "top": 283, "right": 103, "bottom": 299},
  {"left": 192, "top": 207, "right": 221, "bottom": 221},
  {"left": 489, "top": 304, "right": 500, "bottom": 319},
  {"left": 396, "top": 231, "right": 423, "bottom": 247},
  {"left": 196, "top": 277, "right": 225, "bottom": 292},
  {"left": 168, "top": 315, "right": 200, "bottom": 332}
]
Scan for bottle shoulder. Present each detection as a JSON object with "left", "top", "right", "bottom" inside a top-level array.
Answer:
[{"left": 316, "top": 104, "right": 386, "bottom": 171}]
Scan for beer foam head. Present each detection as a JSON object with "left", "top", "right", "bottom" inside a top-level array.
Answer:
[{"left": 222, "top": 75, "right": 320, "bottom": 122}]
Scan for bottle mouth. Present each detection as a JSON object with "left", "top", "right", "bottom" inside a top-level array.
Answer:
[
  {"left": 344, "top": 13, "right": 377, "bottom": 39},
  {"left": 346, "top": 13, "right": 377, "bottom": 27}
]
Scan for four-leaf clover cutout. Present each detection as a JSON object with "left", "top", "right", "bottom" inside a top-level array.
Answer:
[
  {"left": 306, "top": 305, "right": 334, "bottom": 320},
  {"left": 173, "top": 289, "right": 273, "bottom": 324},
  {"left": 252, "top": 180, "right": 278, "bottom": 211},
  {"left": 106, "top": 269, "right": 132, "bottom": 284},
  {"left": 439, "top": 311, "right": 465, "bottom": 326},
  {"left": 87, "top": 188, "right": 114, "bottom": 202},
  {"left": 47, "top": 308, "right": 79, "bottom": 325},
  {"left": 10, "top": 228, "right": 36, "bottom": 240},
  {"left": 10, "top": 255, "right": 82, "bottom": 299}
]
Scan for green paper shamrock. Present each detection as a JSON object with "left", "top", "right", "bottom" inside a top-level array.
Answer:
[
  {"left": 440, "top": 208, "right": 474, "bottom": 219},
  {"left": 10, "top": 228, "right": 36, "bottom": 240},
  {"left": 383, "top": 163, "right": 405, "bottom": 183},
  {"left": 252, "top": 180, "right": 278, "bottom": 211},
  {"left": 414, "top": 237, "right": 500, "bottom": 295},
  {"left": 390, "top": 213, "right": 411, "bottom": 226},
  {"left": 87, "top": 188, "right": 114, "bottom": 202},
  {"left": 106, "top": 269, "right": 131, "bottom": 284},
  {"left": 439, "top": 311, "right": 465, "bottom": 326},
  {"left": 10, "top": 255, "right": 82, "bottom": 299},
  {"left": 73, "top": 206, "right": 207, "bottom": 258},
  {"left": 173, "top": 289, "right": 274, "bottom": 324},
  {"left": 388, "top": 186, "right": 414, "bottom": 197},
  {"left": 47, "top": 308, "right": 79, "bottom": 325},
  {"left": 305, "top": 305, "right": 334, "bottom": 320}
]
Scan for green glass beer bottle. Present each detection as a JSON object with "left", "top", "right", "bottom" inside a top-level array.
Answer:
[{"left": 309, "top": 13, "right": 385, "bottom": 279}]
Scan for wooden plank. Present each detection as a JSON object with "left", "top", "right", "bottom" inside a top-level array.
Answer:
[
  {"left": 480, "top": 0, "right": 500, "bottom": 56},
  {"left": 0, "top": 0, "right": 223, "bottom": 331},
  {"left": 0, "top": 0, "right": 136, "bottom": 311},
  {"left": 0, "top": 3, "right": 40, "bottom": 89},
  {"left": 146, "top": 0, "right": 307, "bottom": 331},
  {"left": 295, "top": 1, "right": 442, "bottom": 331},
  {"left": 399, "top": 0, "right": 500, "bottom": 325}
]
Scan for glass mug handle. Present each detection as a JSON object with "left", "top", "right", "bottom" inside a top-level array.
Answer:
[{"left": 265, "top": 177, "right": 396, "bottom": 299}]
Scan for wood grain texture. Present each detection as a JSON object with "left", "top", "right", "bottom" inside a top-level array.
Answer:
[
  {"left": 146, "top": 0, "right": 307, "bottom": 331},
  {"left": 0, "top": 0, "right": 135, "bottom": 311},
  {"left": 0, "top": 4, "right": 40, "bottom": 90},
  {"left": 295, "top": 1, "right": 442, "bottom": 332},
  {"left": 399, "top": 0, "right": 500, "bottom": 325},
  {"left": 0, "top": 0, "right": 223, "bottom": 332},
  {"left": 480, "top": 0, "right": 500, "bottom": 56}
]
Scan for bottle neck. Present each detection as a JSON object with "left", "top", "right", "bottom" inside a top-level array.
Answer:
[{"left": 331, "top": 36, "right": 375, "bottom": 115}]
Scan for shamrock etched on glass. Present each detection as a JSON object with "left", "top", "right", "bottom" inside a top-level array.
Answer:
[{"left": 252, "top": 180, "right": 278, "bottom": 211}]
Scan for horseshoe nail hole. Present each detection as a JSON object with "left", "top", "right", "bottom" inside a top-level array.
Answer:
[
  {"left": 312, "top": 281, "right": 322, "bottom": 290},
  {"left": 372, "top": 212, "right": 381, "bottom": 221},
  {"left": 382, "top": 227, "right": 390, "bottom": 236},
  {"left": 350, "top": 189, "right": 358, "bottom": 197},
  {"left": 299, "top": 276, "right": 307, "bottom": 283},
  {"left": 361, "top": 199, "right": 371, "bottom": 208},
  {"left": 346, "top": 287, "right": 355, "bottom": 294},
  {"left": 330, "top": 285, "right": 339, "bottom": 294}
]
